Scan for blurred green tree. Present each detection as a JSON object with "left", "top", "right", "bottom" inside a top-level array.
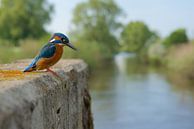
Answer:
[
  {"left": 71, "top": 0, "right": 122, "bottom": 57},
  {"left": 121, "top": 21, "right": 156, "bottom": 52},
  {"left": 163, "top": 28, "right": 188, "bottom": 47},
  {"left": 0, "top": 0, "right": 53, "bottom": 45}
]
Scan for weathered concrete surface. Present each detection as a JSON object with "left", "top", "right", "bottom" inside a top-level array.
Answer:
[{"left": 0, "top": 59, "right": 93, "bottom": 129}]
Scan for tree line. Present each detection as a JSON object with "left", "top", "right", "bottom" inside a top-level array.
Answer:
[{"left": 0, "top": 0, "right": 189, "bottom": 56}]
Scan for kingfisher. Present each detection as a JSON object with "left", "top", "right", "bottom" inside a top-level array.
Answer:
[{"left": 23, "top": 33, "right": 77, "bottom": 77}]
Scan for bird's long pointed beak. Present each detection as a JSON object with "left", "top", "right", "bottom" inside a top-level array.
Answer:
[{"left": 66, "top": 42, "right": 77, "bottom": 51}]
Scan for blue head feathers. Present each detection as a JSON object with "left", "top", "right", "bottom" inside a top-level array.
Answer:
[
  {"left": 49, "top": 33, "right": 69, "bottom": 44},
  {"left": 49, "top": 33, "right": 77, "bottom": 50}
]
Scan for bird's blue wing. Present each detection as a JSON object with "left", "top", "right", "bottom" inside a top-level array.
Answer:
[
  {"left": 38, "top": 43, "right": 56, "bottom": 58},
  {"left": 24, "top": 43, "right": 56, "bottom": 72}
]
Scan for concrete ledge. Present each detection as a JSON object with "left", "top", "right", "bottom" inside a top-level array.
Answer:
[{"left": 0, "top": 59, "right": 93, "bottom": 129}]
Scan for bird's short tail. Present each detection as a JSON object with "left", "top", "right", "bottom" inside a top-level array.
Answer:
[
  {"left": 23, "top": 65, "right": 35, "bottom": 72},
  {"left": 23, "top": 58, "right": 37, "bottom": 72}
]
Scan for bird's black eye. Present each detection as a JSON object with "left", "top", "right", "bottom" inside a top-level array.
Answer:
[{"left": 62, "top": 38, "right": 66, "bottom": 43}]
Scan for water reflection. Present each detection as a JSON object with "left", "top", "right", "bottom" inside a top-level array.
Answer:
[
  {"left": 89, "top": 53, "right": 194, "bottom": 129},
  {"left": 114, "top": 52, "right": 136, "bottom": 74}
]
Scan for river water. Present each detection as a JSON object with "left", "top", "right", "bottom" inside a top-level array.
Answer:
[{"left": 89, "top": 53, "right": 194, "bottom": 129}]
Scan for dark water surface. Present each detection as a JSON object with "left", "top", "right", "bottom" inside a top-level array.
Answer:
[{"left": 89, "top": 53, "right": 194, "bottom": 129}]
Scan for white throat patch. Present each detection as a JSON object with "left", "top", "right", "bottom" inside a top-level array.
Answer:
[{"left": 50, "top": 38, "right": 56, "bottom": 43}]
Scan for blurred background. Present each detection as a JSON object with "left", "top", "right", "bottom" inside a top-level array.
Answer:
[{"left": 0, "top": 0, "right": 194, "bottom": 129}]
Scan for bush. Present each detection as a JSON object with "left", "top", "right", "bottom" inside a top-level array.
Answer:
[{"left": 163, "top": 28, "right": 188, "bottom": 47}]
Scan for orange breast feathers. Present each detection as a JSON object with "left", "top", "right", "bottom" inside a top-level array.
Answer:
[{"left": 36, "top": 44, "right": 64, "bottom": 70}]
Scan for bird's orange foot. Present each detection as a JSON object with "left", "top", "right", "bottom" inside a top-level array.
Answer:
[{"left": 46, "top": 68, "right": 62, "bottom": 80}]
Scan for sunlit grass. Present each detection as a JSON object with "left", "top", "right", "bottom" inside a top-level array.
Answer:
[
  {"left": 0, "top": 38, "right": 47, "bottom": 63},
  {"left": 0, "top": 46, "right": 16, "bottom": 63},
  {"left": 0, "top": 38, "right": 112, "bottom": 69},
  {"left": 165, "top": 43, "right": 194, "bottom": 78}
]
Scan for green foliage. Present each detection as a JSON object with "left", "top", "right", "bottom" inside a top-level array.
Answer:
[
  {"left": 121, "top": 21, "right": 155, "bottom": 52},
  {"left": 163, "top": 28, "right": 188, "bottom": 47},
  {"left": 0, "top": 0, "right": 53, "bottom": 45},
  {"left": 63, "top": 41, "right": 108, "bottom": 68},
  {"left": 71, "top": 0, "right": 122, "bottom": 55}
]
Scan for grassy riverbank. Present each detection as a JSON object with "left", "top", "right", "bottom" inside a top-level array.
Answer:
[
  {"left": 0, "top": 38, "right": 112, "bottom": 69},
  {"left": 148, "top": 40, "right": 194, "bottom": 79}
]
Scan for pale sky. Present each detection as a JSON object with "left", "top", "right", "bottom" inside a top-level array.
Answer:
[{"left": 47, "top": 0, "right": 194, "bottom": 38}]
